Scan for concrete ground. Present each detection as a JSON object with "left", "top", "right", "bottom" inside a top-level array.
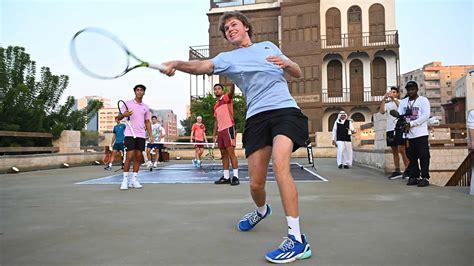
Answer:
[{"left": 1, "top": 158, "right": 473, "bottom": 266}]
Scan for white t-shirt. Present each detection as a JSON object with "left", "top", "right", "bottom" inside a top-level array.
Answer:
[
  {"left": 151, "top": 123, "right": 166, "bottom": 143},
  {"left": 397, "top": 96, "right": 431, "bottom": 139},
  {"left": 384, "top": 101, "right": 398, "bottom": 132}
]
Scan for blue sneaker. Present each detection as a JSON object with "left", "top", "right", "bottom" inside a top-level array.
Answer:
[
  {"left": 237, "top": 204, "right": 272, "bottom": 231},
  {"left": 265, "top": 234, "right": 312, "bottom": 264},
  {"left": 192, "top": 159, "right": 197, "bottom": 167}
]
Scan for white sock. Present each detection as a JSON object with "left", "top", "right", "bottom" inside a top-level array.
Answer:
[
  {"left": 122, "top": 172, "right": 129, "bottom": 181},
  {"left": 131, "top": 172, "right": 138, "bottom": 181},
  {"left": 108, "top": 163, "right": 112, "bottom": 167},
  {"left": 233, "top": 169, "right": 239, "bottom": 177},
  {"left": 223, "top": 170, "right": 230, "bottom": 179},
  {"left": 286, "top": 216, "right": 302, "bottom": 243},
  {"left": 256, "top": 204, "right": 267, "bottom": 216}
]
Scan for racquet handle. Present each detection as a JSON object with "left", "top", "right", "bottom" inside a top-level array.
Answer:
[{"left": 148, "top": 63, "right": 166, "bottom": 71}]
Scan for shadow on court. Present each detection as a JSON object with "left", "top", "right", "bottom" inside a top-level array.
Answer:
[
  {"left": 1, "top": 158, "right": 472, "bottom": 266},
  {"left": 77, "top": 162, "right": 325, "bottom": 185}
]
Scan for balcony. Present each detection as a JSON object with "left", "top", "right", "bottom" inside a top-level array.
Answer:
[
  {"left": 322, "top": 88, "right": 384, "bottom": 104},
  {"left": 321, "top": 31, "right": 399, "bottom": 50},
  {"left": 210, "top": 0, "right": 278, "bottom": 8},
  {"left": 189, "top": 45, "right": 210, "bottom": 60},
  {"left": 424, "top": 74, "right": 440, "bottom": 80}
]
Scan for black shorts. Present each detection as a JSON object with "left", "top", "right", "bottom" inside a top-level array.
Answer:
[
  {"left": 124, "top": 137, "right": 146, "bottom": 151},
  {"left": 147, "top": 143, "right": 163, "bottom": 150},
  {"left": 243, "top": 107, "right": 309, "bottom": 158},
  {"left": 386, "top": 130, "right": 406, "bottom": 147}
]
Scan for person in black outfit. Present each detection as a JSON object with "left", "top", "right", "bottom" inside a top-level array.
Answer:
[{"left": 397, "top": 81, "right": 431, "bottom": 187}]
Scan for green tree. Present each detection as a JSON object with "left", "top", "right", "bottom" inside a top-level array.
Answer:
[
  {"left": 180, "top": 90, "right": 247, "bottom": 137},
  {"left": 0, "top": 46, "right": 103, "bottom": 147}
]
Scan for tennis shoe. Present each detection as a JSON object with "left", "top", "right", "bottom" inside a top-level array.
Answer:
[
  {"left": 237, "top": 204, "right": 271, "bottom": 231},
  {"left": 120, "top": 179, "right": 129, "bottom": 190},
  {"left": 230, "top": 176, "right": 240, "bottom": 186},
  {"left": 214, "top": 176, "right": 231, "bottom": 184},
  {"left": 129, "top": 179, "right": 143, "bottom": 189},
  {"left": 265, "top": 234, "right": 312, "bottom": 264}
]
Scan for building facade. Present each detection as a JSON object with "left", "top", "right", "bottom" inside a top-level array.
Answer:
[
  {"left": 152, "top": 109, "right": 179, "bottom": 141},
  {"left": 189, "top": 0, "right": 399, "bottom": 132},
  {"left": 442, "top": 68, "right": 474, "bottom": 124},
  {"left": 98, "top": 107, "right": 119, "bottom": 134},
  {"left": 400, "top": 62, "right": 474, "bottom": 122},
  {"left": 76, "top": 96, "right": 111, "bottom": 132}
]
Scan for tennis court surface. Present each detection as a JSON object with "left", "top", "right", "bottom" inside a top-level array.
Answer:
[{"left": 76, "top": 162, "right": 327, "bottom": 185}]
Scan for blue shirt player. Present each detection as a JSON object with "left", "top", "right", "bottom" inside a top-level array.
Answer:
[
  {"left": 160, "top": 10, "right": 311, "bottom": 264},
  {"left": 104, "top": 116, "right": 126, "bottom": 171}
]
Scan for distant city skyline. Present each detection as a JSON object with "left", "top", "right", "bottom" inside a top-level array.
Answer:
[{"left": 1, "top": 0, "right": 472, "bottom": 125}]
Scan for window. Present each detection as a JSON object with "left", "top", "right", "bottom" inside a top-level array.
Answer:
[
  {"left": 372, "top": 57, "right": 387, "bottom": 96},
  {"left": 328, "top": 113, "right": 339, "bottom": 131},
  {"left": 327, "top": 60, "right": 343, "bottom": 97},
  {"left": 351, "top": 112, "right": 365, "bottom": 122},
  {"left": 369, "top": 4, "right": 385, "bottom": 42},
  {"left": 326, "top": 8, "right": 341, "bottom": 45}
]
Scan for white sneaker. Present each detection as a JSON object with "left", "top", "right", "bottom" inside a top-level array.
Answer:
[
  {"left": 129, "top": 179, "right": 143, "bottom": 189},
  {"left": 153, "top": 162, "right": 158, "bottom": 168},
  {"left": 141, "top": 161, "right": 149, "bottom": 166},
  {"left": 145, "top": 161, "right": 153, "bottom": 168},
  {"left": 120, "top": 179, "right": 129, "bottom": 190}
]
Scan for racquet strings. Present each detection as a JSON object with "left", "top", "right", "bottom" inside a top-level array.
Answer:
[{"left": 72, "top": 29, "right": 129, "bottom": 78}]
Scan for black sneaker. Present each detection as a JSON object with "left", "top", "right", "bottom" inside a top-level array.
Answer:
[
  {"left": 417, "top": 178, "right": 430, "bottom": 187},
  {"left": 402, "top": 171, "right": 410, "bottom": 179},
  {"left": 388, "top": 171, "right": 402, "bottom": 180},
  {"left": 230, "top": 176, "right": 240, "bottom": 186},
  {"left": 343, "top": 165, "right": 349, "bottom": 169},
  {"left": 214, "top": 176, "right": 231, "bottom": 185},
  {"left": 338, "top": 164, "right": 343, "bottom": 169},
  {"left": 406, "top": 177, "right": 419, "bottom": 186}
]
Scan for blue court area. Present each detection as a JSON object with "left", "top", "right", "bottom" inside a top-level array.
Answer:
[{"left": 76, "top": 162, "right": 327, "bottom": 185}]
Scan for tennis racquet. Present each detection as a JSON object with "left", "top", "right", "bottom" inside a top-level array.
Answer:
[
  {"left": 70, "top": 27, "right": 165, "bottom": 79},
  {"left": 118, "top": 100, "right": 136, "bottom": 138}
]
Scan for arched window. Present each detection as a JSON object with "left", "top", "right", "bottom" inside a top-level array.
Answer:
[
  {"left": 347, "top": 6, "right": 362, "bottom": 47},
  {"left": 327, "top": 60, "right": 343, "bottom": 97},
  {"left": 369, "top": 4, "right": 386, "bottom": 42},
  {"left": 372, "top": 57, "right": 387, "bottom": 96},
  {"left": 328, "top": 113, "right": 339, "bottom": 131},
  {"left": 326, "top": 8, "right": 341, "bottom": 45},
  {"left": 351, "top": 112, "right": 365, "bottom": 122}
]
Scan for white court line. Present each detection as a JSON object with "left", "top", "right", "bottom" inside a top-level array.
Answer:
[{"left": 295, "top": 163, "right": 329, "bottom": 182}]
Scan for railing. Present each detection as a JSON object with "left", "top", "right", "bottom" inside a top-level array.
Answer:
[
  {"left": 210, "top": 0, "right": 277, "bottom": 8},
  {"left": 446, "top": 150, "right": 472, "bottom": 186},
  {"left": 321, "top": 30, "right": 398, "bottom": 50},
  {"left": 424, "top": 74, "right": 440, "bottom": 80},
  {"left": 189, "top": 45, "right": 210, "bottom": 60},
  {"left": 322, "top": 88, "right": 385, "bottom": 103},
  {"left": 0, "top": 131, "right": 58, "bottom": 154}
]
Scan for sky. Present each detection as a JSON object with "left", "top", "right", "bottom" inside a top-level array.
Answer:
[{"left": 1, "top": 0, "right": 473, "bottom": 123}]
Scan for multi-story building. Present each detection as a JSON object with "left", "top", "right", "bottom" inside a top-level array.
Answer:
[
  {"left": 152, "top": 109, "right": 179, "bottom": 141},
  {"left": 400, "top": 62, "right": 474, "bottom": 122},
  {"left": 442, "top": 68, "right": 474, "bottom": 124},
  {"left": 189, "top": 0, "right": 399, "bottom": 132},
  {"left": 76, "top": 96, "right": 111, "bottom": 132},
  {"left": 98, "top": 107, "right": 119, "bottom": 133}
]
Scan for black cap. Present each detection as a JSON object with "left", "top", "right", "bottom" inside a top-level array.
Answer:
[{"left": 405, "top": 81, "right": 418, "bottom": 89}]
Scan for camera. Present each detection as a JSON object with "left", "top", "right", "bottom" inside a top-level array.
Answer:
[{"left": 389, "top": 110, "right": 410, "bottom": 133}]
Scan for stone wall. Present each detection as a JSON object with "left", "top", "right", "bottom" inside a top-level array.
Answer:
[{"left": 52, "top": 130, "right": 81, "bottom": 153}]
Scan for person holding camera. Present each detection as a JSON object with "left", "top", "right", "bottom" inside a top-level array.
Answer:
[
  {"left": 379, "top": 86, "right": 409, "bottom": 180},
  {"left": 397, "top": 81, "right": 431, "bottom": 187}
]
